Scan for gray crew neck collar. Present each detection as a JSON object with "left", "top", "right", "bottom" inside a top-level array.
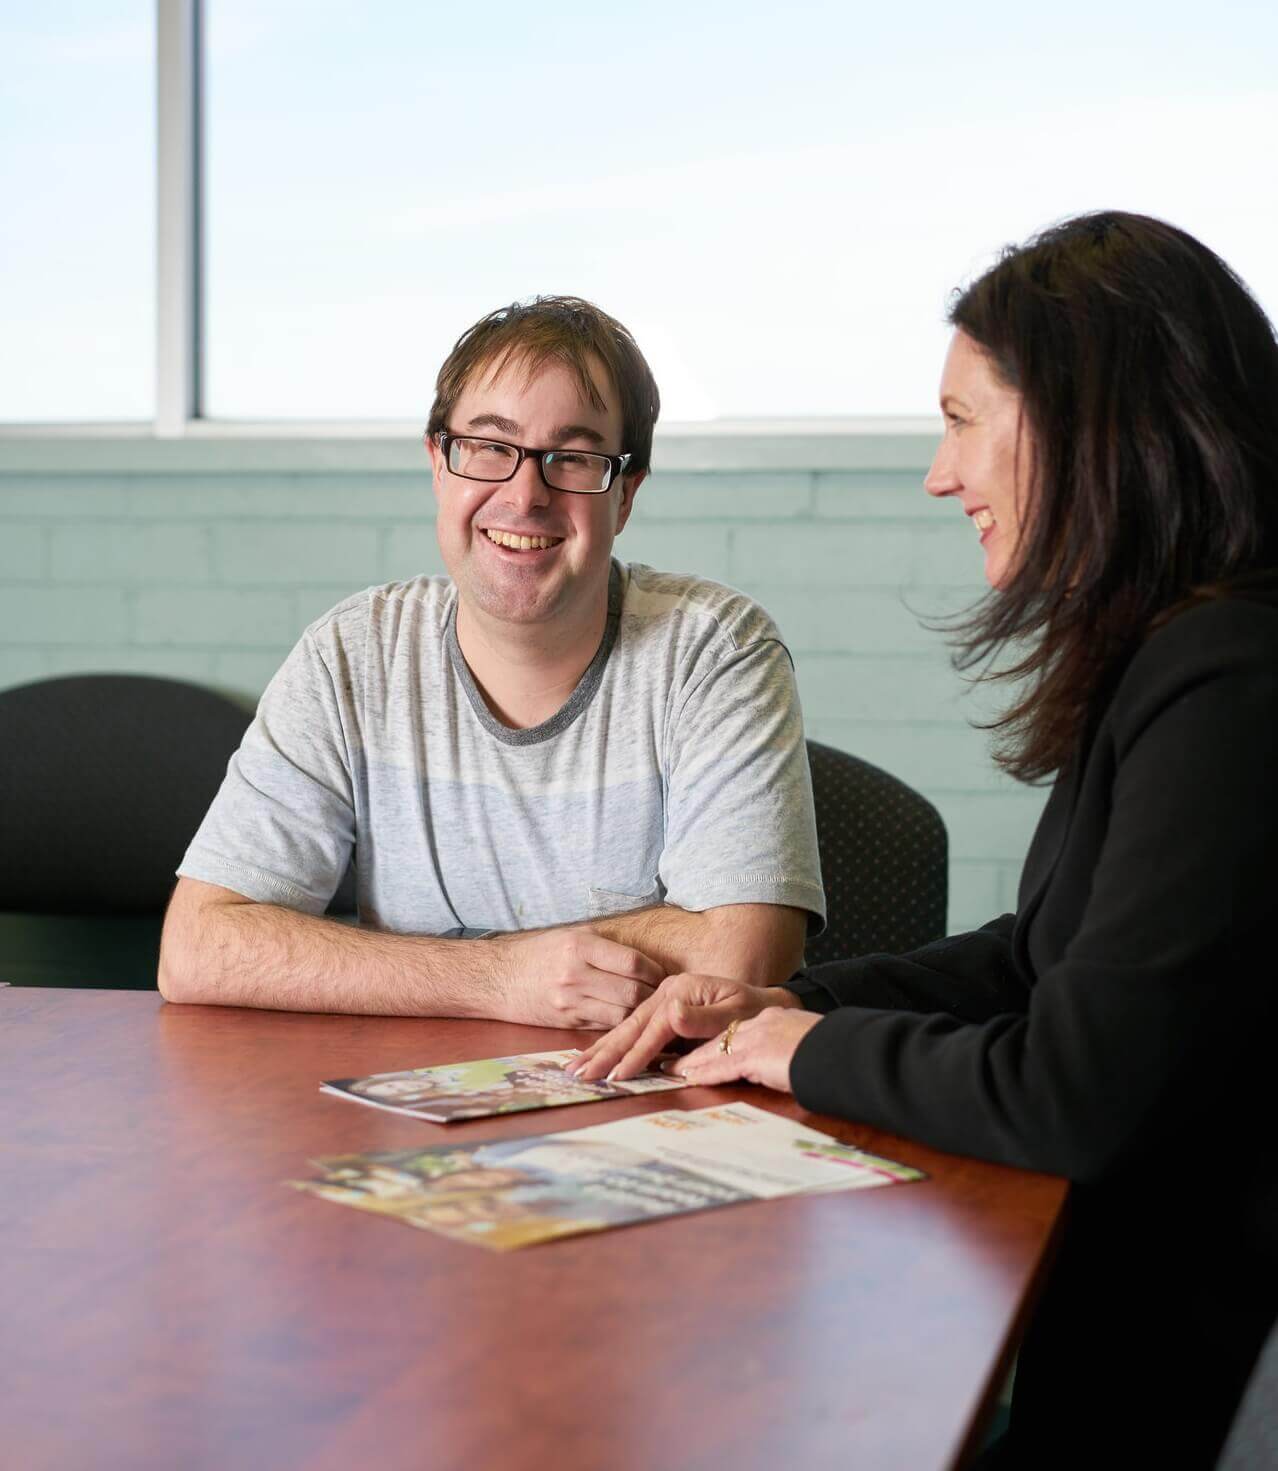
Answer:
[{"left": 445, "top": 561, "right": 624, "bottom": 746}]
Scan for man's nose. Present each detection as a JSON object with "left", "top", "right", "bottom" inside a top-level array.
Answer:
[{"left": 501, "top": 455, "right": 553, "bottom": 513}]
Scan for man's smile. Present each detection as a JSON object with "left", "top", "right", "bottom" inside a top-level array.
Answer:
[{"left": 480, "top": 526, "right": 565, "bottom": 553}]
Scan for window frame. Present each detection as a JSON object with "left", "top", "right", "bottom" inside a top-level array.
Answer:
[{"left": 156, "top": 0, "right": 202, "bottom": 435}]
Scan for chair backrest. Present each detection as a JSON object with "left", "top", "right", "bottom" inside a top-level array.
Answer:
[
  {"left": 0, "top": 674, "right": 252, "bottom": 914},
  {"left": 805, "top": 739, "right": 947, "bottom": 965},
  {"left": 1216, "top": 1314, "right": 1278, "bottom": 1470}
]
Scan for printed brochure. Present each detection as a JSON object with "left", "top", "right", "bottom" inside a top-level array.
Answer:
[
  {"left": 290, "top": 1101, "right": 925, "bottom": 1250},
  {"left": 321, "top": 1048, "right": 686, "bottom": 1123}
]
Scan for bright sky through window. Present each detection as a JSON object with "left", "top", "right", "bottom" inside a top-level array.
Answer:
[
  {"left": 0, "top": 3, "right": 154, "bottom": 422},
  {"left": 3, "top": 2, "right": 1276, "bottom": 424}
]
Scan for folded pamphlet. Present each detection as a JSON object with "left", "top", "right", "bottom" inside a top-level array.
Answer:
[{"left": 321, "top": 1048, "right": 686, "bottom": 1123}]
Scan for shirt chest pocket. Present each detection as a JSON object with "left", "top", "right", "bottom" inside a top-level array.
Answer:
[{"left": 586, "top": 882, "right": 663, "bottom": 918}]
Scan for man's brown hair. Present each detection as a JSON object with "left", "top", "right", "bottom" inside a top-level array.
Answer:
[{"left": 426, "top": 295, "right": 661, "bottom": 475}]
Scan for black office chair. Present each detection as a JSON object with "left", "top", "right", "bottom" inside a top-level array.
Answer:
[
  {"left": 804, "top": 739, "right": 948, "bottom": 965},
  {"left": 0, "top": 673, "right": 253, "bottom": 988}
]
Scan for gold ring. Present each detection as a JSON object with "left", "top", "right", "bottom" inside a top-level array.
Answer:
[{"left": 720, "top": 1019, "right": 741, "bottom": 1055}]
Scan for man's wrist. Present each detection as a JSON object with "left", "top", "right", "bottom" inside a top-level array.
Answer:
[
  {"left": 477, "top": 929, "right": 519, "bottom": 990},
  {"left": 410, "top": 929, "right": 512, "bottom": 1020}
]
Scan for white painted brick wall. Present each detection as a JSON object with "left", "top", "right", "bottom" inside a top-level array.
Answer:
[{"left": 0, "top": 438, "right": 1047, "bottom": 933}]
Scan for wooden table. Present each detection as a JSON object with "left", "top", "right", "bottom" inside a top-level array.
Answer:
[{"left": 0, "top": 988, "right": 1068, "bottom": 1471}]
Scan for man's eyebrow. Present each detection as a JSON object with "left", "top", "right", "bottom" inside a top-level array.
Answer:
[
  {"left": 547, "top": 423, "right": 606, "bottom": 447},
  {"left": 462, "top": 414, "right": 606, "bottom": 447},
  {"left": 465, "top": 413, "right": 520, "bottom": 436},
  {"left": 940, "top": 394, "right": 972, "bottom": 414}
]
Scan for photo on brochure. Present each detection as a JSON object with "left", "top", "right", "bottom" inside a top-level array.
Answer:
[
  {"left": 289, "top": 1102, "right": 926, "bottom": 1250},
  {"left": 320, "top": 1048, "right": 687, "bottom": 1123}
]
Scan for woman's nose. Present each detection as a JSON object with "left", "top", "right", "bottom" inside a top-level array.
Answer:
[{"left": 924, "top": 444, "right": 960, "bottom": 499}]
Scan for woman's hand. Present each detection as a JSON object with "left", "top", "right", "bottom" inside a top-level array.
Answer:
[
  {"left": 566, "top": 973, "right": 801, "bottom": 1083},
  {"left": 669, "top": 1006, "right": 823, "bottom": 1094}
]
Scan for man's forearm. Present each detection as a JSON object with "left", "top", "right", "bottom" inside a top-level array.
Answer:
[
  {"left": 159, "top": 890, "right": 508, "bottom": 1017},
  {"left": 158, "top": 879, "right": 667, "bottom": 1026},
  {"left": 587, "top": 902, "right": 806, "bottom": 986}
]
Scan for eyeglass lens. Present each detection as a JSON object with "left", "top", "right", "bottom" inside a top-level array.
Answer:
[{"left": 446, "top": 437, "right": 612, "bottom": 493}]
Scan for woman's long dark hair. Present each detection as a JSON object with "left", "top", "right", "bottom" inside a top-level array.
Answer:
[{"left": 949, "top": 211, "right": 1278, "bottom": 782}]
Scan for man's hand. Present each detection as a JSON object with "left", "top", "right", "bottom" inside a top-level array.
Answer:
[
  {"left": 487, "top": 928, "right": 665, "bottom": 1030},
  {"left": 670, "top": 1006, "right": 822, "bottom": 1094},
  {"left": 567, "top": 971, "right": 806, "bottom": 1082}
]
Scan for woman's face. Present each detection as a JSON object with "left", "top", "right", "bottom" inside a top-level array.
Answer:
[{"left": 925, "top": 331, "right": 1031, "bottom": 589}]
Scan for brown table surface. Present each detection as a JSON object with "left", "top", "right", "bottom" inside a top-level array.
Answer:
[{"left": 0, "top": 988, "right": 1068, "bottom": 1471}]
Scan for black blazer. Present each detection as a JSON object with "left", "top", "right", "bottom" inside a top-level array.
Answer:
[{"left": 787, "top": 596, "right": 1278, "bottom": 1467}]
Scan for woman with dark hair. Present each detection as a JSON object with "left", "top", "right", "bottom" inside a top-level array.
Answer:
[{"left": 570, "top": 211, "right": 1278, "bottom": 1465}]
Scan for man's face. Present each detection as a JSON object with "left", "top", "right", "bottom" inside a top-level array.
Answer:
[{"left": 428, "top": 355, "right": 644, "bottom": 633}]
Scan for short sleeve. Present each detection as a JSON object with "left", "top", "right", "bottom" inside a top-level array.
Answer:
[
  {"left": 177, "top": 630, "right": 356, "bottom": 913},
  {"left": 659, "top": 636, "right": 826, "bottom": 927}
]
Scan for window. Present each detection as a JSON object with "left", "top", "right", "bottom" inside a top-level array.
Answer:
[
  {"left": 0, "top": 4, "right": 155, "bottom": 422},
  {"left": 4, "top": 2, "right": 1276, "bottom": 426},
  {"left": 203, "top": 0, "right": 1278, "bottom": 422}
]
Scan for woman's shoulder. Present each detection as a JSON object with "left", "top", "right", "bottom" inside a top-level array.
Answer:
[
  {"left": 1109, "top": 589, "right": 1278, "bottom": 735},
  {"left": 1135, "top": 589, "right": 1278, "bottom": 671}
]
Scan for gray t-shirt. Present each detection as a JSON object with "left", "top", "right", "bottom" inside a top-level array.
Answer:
[{"left": 179, "top": 561, "right": 825, "bottom": 935}]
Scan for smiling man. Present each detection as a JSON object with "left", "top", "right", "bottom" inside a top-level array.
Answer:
[{"left": 159, "top": 297, "right": 824, "bottom": 1025}]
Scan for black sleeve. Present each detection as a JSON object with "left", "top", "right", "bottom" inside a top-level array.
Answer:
[
  {"left": 785, "top": 913, "right": 1024, "bottom": 1021},
  {"left": 790, "top": 609, "right": 1278, "bottom": 1182}
]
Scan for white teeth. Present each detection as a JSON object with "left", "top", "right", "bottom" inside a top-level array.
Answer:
[
  {"left": 972, "top": 509, "right": 995, "bottom": 532},
  {"left": 484, "top": 529, "right": 560, "bottom": 550}
]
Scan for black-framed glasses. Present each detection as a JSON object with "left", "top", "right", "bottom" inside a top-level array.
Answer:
[{"left": 436, "top": 432, "right": 631, "bottom": 495}]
